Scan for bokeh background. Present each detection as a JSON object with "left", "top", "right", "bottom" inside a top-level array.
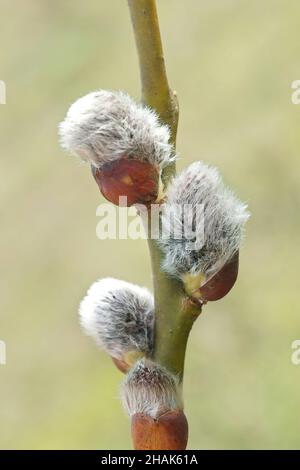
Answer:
[{"left": 1, "top": 0, "right": 300, "bottom": 449}]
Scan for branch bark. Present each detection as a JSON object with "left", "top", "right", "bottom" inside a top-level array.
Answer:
[{"left": 127, "top": 0, "right": 200, "bottom": 381}]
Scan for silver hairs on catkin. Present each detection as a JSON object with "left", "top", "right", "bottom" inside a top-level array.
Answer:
[
  {"left": 121, "top": 359, "right": 182, "bottom": 419},
  {"left": 159, "top": 161, "right": 250, "bottom": 279},
  {"left": 79, "top": 278, "right": 154, "bottom": 360},
  {"left": 59, "top": 90, "right": 175, "bottom": 169}
]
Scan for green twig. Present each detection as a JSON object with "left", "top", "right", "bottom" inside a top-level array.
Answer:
[{"left": 127, "top": 0, "right": 201, "bottom": 380}]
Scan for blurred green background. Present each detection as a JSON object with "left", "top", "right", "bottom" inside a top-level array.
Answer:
[{"left": 0, "top": 0, "right": 300, "bottom": 450}]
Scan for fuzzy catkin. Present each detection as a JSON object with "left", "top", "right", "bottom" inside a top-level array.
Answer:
[
  {"left": 79, "top": 278, "right": 154, "bottom": 360},
  {"left": 59, "top": 90, "right": 175, "bottom": 169},
  {"left": 121, "top": 359, "right": 182, "bottom": 419},
  {"left": 159, "top": 161, "right": 250, "bottom": 279}
]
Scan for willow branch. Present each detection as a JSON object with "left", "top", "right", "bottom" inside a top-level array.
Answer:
[
  {"left": 127, "top": 1, "right": 178, "bottom": 135},
  {"left": 127, "top": 0, "right": 200, "bottom": 380}
]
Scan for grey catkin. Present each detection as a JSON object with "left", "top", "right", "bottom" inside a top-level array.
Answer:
[
  {"left": 121, "top": 359, "right": 182, "bottom": 419},
  {"left": 79, "top": 278, "right": 154, "bottom": 360},
  {"left": 159, "top": 161, "right": 250, "bottom": 279},
  {"left": 59, "top": 90, "right": 175, "bottom": 169}
]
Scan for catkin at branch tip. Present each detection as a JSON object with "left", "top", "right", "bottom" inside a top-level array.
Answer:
[
  {"left": 121, "top": 359, "right": 182, "bottom": 419},
  {"left": 79, "top": 278, "right": 154, "bottom": 360},
  {"left": 59, "top": 90, "right": 176, "bottom": 169},
  {"left": 159, "top": 161, "right": 250, "bottom": 279}
]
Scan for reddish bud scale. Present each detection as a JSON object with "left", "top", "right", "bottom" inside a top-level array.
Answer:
[
  {"left": 131, "top": 411, "right": 188, "bottom": 450},
  {"left": 111, "top": 357, "right": 130, "bottom": 373},
  {"left": 199, "top": 251, "right": 239, "bottom": 301},
  {"left": 92, "top": 158, "right": 159, "bottom": 206}
]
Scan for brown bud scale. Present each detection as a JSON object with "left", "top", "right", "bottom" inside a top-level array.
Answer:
[
  {"left": 199, "top": 251, "right": 239, "bottom": 301},
  {"left": 111, "top": 357, "right": 130, "bottom": 374},
  {"left": 131, "top": 410, "right": 188, "bottom": 450},
  {"left": 92, "top": 158, "right": 159, "bottom": 206}
]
